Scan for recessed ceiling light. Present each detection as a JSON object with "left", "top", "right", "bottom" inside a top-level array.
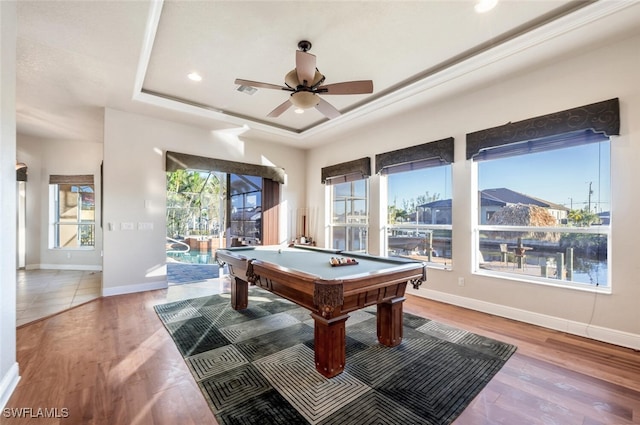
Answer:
[
  {"left": 475, "top": 0, "right": 498, "bottom": 13},
  {"left": 294, "top": 108, "right": 305, "bottom": 114},
  {"left": 188, "top": 72, "right": 202, "bottom": 82}
]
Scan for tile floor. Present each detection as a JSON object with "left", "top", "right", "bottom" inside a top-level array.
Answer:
[
  {"left": 16, "top": 269, "right": 102, "bottom": 327},
  {"left": 16, "top": 268, "right": 230, "bottom": 327},
  {"left": 164, "top": 274, "right": 230, "bottom": 302}
]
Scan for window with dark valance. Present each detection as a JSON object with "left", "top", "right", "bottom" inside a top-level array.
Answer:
[
  {"left": 323, "top": 158, "right": 371, "bottom": 251},
  {"left": 375, "top": 137, "right": 454, "bottom": 175},
  {"left": 321, "top": 157, "right": 371, "bottom": 184},
  {"left": 470, "top": 98, "right": 619, "bottom": 289},
  {"left": 377, "top": 138, "right": 455, "bottom": 266},
  {"left": 466, "top": 98, "right": 620, "bottom": 160},
  {"left": 48, "top": 174, "right": 96, "bottom": 248},
  {"left": 166, "top": 151, "right": 284, "bottom": 245}
]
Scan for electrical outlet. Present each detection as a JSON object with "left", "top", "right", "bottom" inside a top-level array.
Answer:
[{"left": 458, "top": 277, "right": 465, "bottom": 287}]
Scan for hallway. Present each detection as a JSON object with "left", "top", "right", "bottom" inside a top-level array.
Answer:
[{"left": 16, "top": 269, "right": 101, "bottom": 327}]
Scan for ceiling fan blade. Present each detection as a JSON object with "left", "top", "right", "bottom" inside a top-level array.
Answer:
[
  {"left": 315, "top": 97, "right": 341, "bottom": 119},
  {"left": 267, "top": 99, "right": 293, "bottom": 118},
  {"left": 318, "top": 80, "right": 373, "bottom": 95},
  {"left": 296, "top": 50, "right": 316, "bottom": 86},
  {"left": 235, "top": 79, "right": 287, "bottom": 91}
]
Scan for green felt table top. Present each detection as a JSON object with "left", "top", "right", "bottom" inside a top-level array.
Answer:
[{"left": 218, "top": 245, "right": 422, "bottom": 281}]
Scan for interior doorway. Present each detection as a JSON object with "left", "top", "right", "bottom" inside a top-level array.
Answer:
[{"left": 14, "top": 163, "right": 102, "bottom": 326}]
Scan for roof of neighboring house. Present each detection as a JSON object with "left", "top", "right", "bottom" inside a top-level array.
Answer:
[
  {"left": 598, "top": 211, "right": 610, "bottom": 224},
  {"left": 481, "top": 188, "right": 550, "bottom": 207},
  {"left": 478, "top": 194, "right": 506, "bottom": 207},
  {"left": 418, "top": 199, "right": 452, "bottom": 209},
  {"left": 418, "top": 188, "right": 569, "bottom": 210}
]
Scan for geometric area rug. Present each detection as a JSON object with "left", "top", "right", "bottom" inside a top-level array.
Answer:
[{"left": 154, "top": 287, "right": 517, "bottom": 425}]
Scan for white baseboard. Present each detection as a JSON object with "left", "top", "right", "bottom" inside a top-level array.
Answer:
[
  {"left": 0, "top": 363, "right": 20, "bottom": 410},
  {"left": 418, "top": 289, "right": 640, "bottom": 351},
  {"left": 26, "top": 264, "right": 102, "bottom": 271},
  {"left": 102, "top": 280, "right": 167, "bottom": 297}
]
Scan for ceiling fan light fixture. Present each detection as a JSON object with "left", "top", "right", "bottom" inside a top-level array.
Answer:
[
  {"left": 290, "top": 91, "right": 319, "bottom": 109},
  {"left": 285, "top": 69, "right": 299, "bottom": 87}
]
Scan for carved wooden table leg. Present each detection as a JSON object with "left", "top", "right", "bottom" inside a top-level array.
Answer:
[
  {"left": 311, "top": 312, "right": 349, "bottom": 378},
  {"left": 231, "top": 277, "right": 248, "bottom": 310},
  {"left": 377, "top": 296, "right": 406, "bottom": 347}
]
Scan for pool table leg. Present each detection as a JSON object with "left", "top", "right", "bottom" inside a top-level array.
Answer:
[
  {"left": 231, "top": 277, "right": 248, "bottom": 310},
  {"left": 377, "top": 297, "right": 406, "bottom": 347},
  {"left": 311, "top": 312, "right": 349, "bottom": 378}
]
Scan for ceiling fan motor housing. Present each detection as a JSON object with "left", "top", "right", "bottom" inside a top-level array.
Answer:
[
  {"left": 285, "top": 69, "right": 324, "bottom": 89},
  {"left": 285, "top": 69, "right": 324, "bottom": 109}
]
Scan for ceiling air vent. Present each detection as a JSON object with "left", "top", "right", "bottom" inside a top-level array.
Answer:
[{"left": 237, "top": 85, "right": 257, "bottom": 95}]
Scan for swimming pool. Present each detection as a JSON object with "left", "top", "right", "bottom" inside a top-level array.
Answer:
[{"left": 167, "top": 251, "right": 218, "bottom": 265}]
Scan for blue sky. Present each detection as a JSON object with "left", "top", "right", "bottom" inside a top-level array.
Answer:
[
  {"left": 479, "top": 142, "right": 610, "bottom": 210},
  {"left": 388, "top": 141, "right": 610, "bottom": 212},
  {"left": 388, "top": 165, "right": 451, "bottom": 208}
]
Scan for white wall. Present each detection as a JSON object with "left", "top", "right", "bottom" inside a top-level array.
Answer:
[
  {"left": 17, "top": 136, "right": 103, "bottom": 270},
  {"left": 0, "top": 0, "right": 19, "bottom": 409},
  {"left": 102, "top": 109, "right": 306, "bottom": 295},
  {"left": 307, "top": 32, "right": 640, "bottom": 349}
]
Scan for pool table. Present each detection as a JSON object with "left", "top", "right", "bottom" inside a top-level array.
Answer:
[{"left": 215, "top": 245, "right": 427, "bottom": 378}]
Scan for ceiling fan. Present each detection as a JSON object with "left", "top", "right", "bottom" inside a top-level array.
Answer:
[{"left": 234, "top": 40, "right": 373, "bottom": 119}]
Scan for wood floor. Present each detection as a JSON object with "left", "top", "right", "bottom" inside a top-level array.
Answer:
[{"left": 3, "top": 285, "right": 639, "bottom": 425}]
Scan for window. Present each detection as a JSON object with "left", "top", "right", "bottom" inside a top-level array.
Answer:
[
  {"left": 385, "top": 164, "right": 453, "bottom": 267},
  {"left": 377, "top": 137, "right": 455, "bottom": 267},
  {"left": 474, "top": 132, "right": 611, "bottom": 288},
  {"left": 330, "top": 179, "right": 368, "bottom": 251},
  {"left": 468, "top": 99, "right": 619, "bottom": 290},
  {"left": 49, "top": 180, "right": 95, "bottom": 248},
  {"left": 322, "top": 157, "right": 371, "bottom": 252}
]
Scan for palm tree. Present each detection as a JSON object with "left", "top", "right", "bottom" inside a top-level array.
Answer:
[
  {"left": 166, "top": 170, "right": 221, "bottom": 238},
  {"left": 567, "top": 207, "right": 601, "bottom": 227}
]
